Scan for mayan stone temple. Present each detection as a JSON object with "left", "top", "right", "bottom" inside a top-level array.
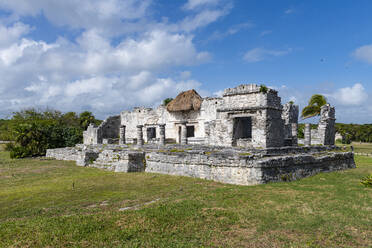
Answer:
[{"left": 47, "top": 84, "right": 355, "bottom": 185}]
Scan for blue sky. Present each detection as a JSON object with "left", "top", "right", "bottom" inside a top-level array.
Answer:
[{"left": 0, "top": 0, "right": 371, "bottom": 123}]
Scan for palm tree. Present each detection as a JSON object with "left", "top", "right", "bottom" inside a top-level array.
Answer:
[{"left": 301, "top": 94, "right": 327, "bottom": 119}]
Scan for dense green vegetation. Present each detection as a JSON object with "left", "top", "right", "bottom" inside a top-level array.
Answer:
[
  {"left": 0, "top": 144, "right": 371, "bottom": 247},
  {"left": 335, "top": 123, "right": 372, "bottom": 144},
  {"left": 0, "top": 109, "right": 101, "bottom": 158}
]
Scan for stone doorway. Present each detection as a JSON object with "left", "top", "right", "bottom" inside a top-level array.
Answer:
[
  {"left": 187, "top": 125, "right": 195, "bottom": 137},
  {"left": 147, "top": 127, "right": 156, "bottom": 141},
  {"left": 178, "top": 126, "right": 182, "bottom": 143},
  {"left": 233, "top": 117, "right": 252, "bottom": 140}
]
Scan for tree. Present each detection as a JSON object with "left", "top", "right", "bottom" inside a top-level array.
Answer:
[
  {"left": 61, "top": 112, "right": 79, "bottom": 127},
  {"left": 163, "top": 98, "right": 173, "bottom": 106},
  {"left": 79, "top": 111, "right": 100, "bottom": 130},
  {"left": 301, "top": 94, "right": 327, "bottom": 119},
  {"left": 4, "top": 108, "right": 101, "bottom": 158}
]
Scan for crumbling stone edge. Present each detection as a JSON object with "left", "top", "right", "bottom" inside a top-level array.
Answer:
[{"left": 46, "top": 145, "right": 356, "bottom": 186}]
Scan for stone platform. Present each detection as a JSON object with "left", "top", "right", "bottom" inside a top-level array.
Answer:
[{"left": 46, "top": 144, "right": 355, "bottom": 186}]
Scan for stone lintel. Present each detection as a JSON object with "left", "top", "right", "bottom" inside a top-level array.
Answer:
[{"left": 217, "top": 106, "right": 282, "bottom": 113}]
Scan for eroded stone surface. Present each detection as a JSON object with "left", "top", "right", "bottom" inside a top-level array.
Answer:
[
  {"left": 46, "top": 144, "right": 355, "bottom": 186},
  {"left": 47, "top": 83, "right": 347, "bottom": 186}
]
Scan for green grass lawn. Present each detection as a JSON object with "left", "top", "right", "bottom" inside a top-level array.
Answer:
[{"left": 0, "top": 145, "right": 371, "bottom": 248}]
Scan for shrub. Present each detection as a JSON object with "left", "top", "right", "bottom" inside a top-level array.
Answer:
[
  {"left": 259, "top": 84, "right": 268, "bottom": 94},
  {"left": 163, "top": 98, "right": 173, "bottom": 106},
  {"left": 360, "top": 174, "right": 372, "bottom": 188},
  {"left": 4, "top": 108, "right": 93, "bottom": 158},
  {"left": 6, "top": 121, "right": 83, "bottom": 158}
]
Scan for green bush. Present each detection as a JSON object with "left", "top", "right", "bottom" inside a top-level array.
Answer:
[
  {"left": 4, "top": 108, "right": 96, "bottom": 158},
  {"left": 360, "top": 174, "right": 372, "bottom": 187},
  {"left": 259, "top": 84, "right": 268, "bottom": 93},
  {"left": 6, "top": 121, "right": 83, "bottom": 158},
  {"left": 163, "top": 98, "right": 173, "bottom": 106}
]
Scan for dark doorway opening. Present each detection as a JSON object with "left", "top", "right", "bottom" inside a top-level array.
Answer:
[
  {"left": 147, "top": 127, "right": 156, "bottom": 140},
  {"left": 233, "top": 117, "right": 252, "bottom": 139},
  {"left": 178, "top": 126, "right": 182, "bottom": 143},
  {"left": 187, "top": 126, "right": 195, "bottom": 137}
]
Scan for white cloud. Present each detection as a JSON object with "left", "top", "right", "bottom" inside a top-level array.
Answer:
[
  {"left": 183, "top": 0, "right": 220, "bottom": 10},
  {"left": 0, "top": 0, "right": 151, "bottom": 36},
  {"left": 0, "top": 22, "right": 30, "bottom": 47},
  {"left": 329, "top": 83, "right": 368, "bottom": 106},
  {"left": 206, "top": 22, "right": 254, "bottom": 41},
  {"left": 284, "top": 8, "right": 295, "bottom": 14},
  {"left": 352, "top": 44, "right": 372, "bottom": 64},
  {"left": 180, "top": 71, "right": 192, "bottom": 80},
  {"left": 213, "top": 90, "right": 223, "bottom": 97},
  {"left": 260, "top": 30, "right": 272, "bottom": 37},
  {"left": 179, "top": 8, "right": 230, "bottom": 32},
  {"left": 243, "top": 48, "right": 292, "bottom": 62},
  {"left": 0, "top": 1, "right": 228, "bottom": 118}
]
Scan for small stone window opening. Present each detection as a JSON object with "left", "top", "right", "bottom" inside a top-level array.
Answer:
[
  {"left": 147, "top": 127, "right": 156, "bottom": 140},
  {"left": 233, "top": 117, "right": 252, "bottom": 139},
  {"left": 187, "top": 125, "right": 195, "bottom": 137}
]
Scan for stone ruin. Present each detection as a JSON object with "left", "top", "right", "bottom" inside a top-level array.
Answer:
[
  {"left": 298, "top": 104, "right": 336, "bottom": 146},
  {"left": 47, "top": 84, "right": 355, "bottom": 186}
]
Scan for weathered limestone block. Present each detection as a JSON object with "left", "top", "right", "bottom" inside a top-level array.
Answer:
[
  {"left": 291, "top": 123, "right": 298, "bottom": 146},
  {"left": 46, "top": 147, "right": 80, "bottom": 161},
  {"left": 282, "top": 102, "right": 299, "bottom": 146},
  {"left": 304, "top": 124, "right": 311, "bottom": 146},
  {"left": 137, "top": 125, "right": 144, "bottom": 147},
  {"left": 159, "top": 124, "right": 166, "bottom": 146},
  {"left": 83, "top": 124, "right": 101, "bottom": 145},
  {"left": 76, "top": 150, "right": 99, "bottom": 166},
  {"left": 180, "top": 122, "right": 188, "bottom": 145},
  {"left": 119, "top": 125, "right": 126, "bottom": 145},
  {"left": 282, "top": 103, "right": 299, "bottom": 125},
  {"left": 145, "top": 150, "right": 355, "bottom": 186},
  {"left": 258, "top": 152, "right": 355, "bottom": 183},
  {"left": 318, "top": 104, "right": 336, "bottom": 145},
  {"left": 92, "top": 150, "right": 145, "bottom": 172},
  {"left": 83, "top": 116, "right": 120, "bottom": 145}
]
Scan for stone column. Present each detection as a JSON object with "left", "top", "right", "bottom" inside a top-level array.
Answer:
[
  {"left": 119, "top": 125, "right": 126, "bottom": 145},
  {"left": 291, "top": 123, "right": 298, "bottom": 146},
  {"left": 304, "top": 123, "right": 311, "bottom": 146},
  {"left": 136, "top": 125, "right": 144, "bottom": 147},
  {"left": 159, "top": 124, "right": 166, "bottom": 146},
  {"left": 180, "top": 122, "right": 188, "bottom": 145}
]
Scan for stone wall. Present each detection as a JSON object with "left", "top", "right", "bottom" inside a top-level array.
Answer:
[
  {"left": 100, "top": 115, "right": 121, "bottom": 140},
  {"left": 120, "top": 98, "right": 224, "bottom": 144},
  {"left": 145, "top": 150, "right": 355, "bottom": 185},
  {"left": 208, "top": 84, "right": 284, "bottom": 148},
  {"left": 318, "top": 104, "right": 336, "bottom": 145},
  {"left": 82, "top": 84, "right": 326, "bottom": 149},
  {"left": 46, "top": 144, "right": 355, "bottom": 186},
  {"left": 299, "top": 104, "right": 336, "bottom": 146},
  {"left": 46, "top": 147, "right": 81, "bottom": 161},
  {"left": 282, "top": 102, "right": 299, "bottom": 146},
  {"left": 83, "top": 115, "right": 120, "bottom": 144}
]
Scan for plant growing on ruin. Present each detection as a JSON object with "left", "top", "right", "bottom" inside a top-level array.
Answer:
[
  {"left": 163, "top": 98, "right": 173, "bottom": 106},
  {"left": 360, "top": 173, "right": 372, "bottom": 187},
  {"left": 259, "top": 84, "right": 268, "bottom": 93},
  {"left": 301, "top": 94, "right": 327, "bottom": 119}
]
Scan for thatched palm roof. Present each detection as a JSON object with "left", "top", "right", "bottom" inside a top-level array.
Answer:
[{"left": 166, "top": 89, "right": 203, "bottom": 112}]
